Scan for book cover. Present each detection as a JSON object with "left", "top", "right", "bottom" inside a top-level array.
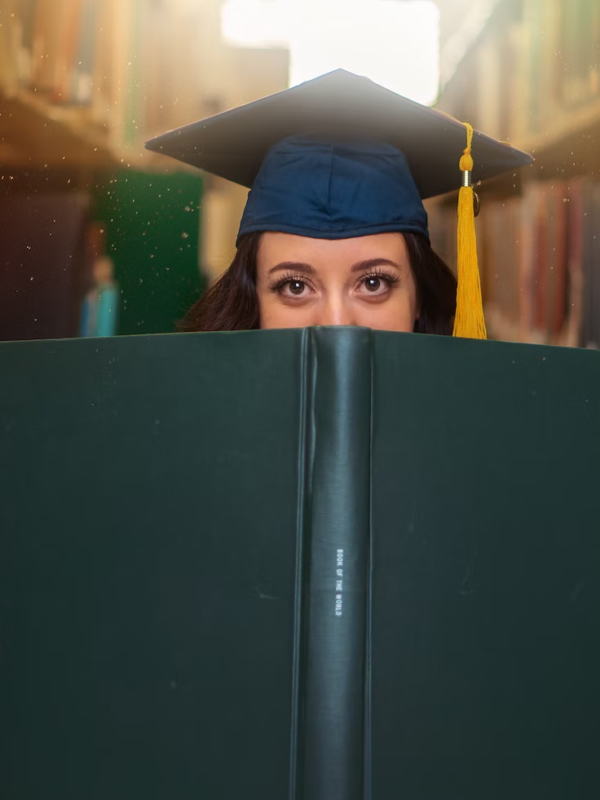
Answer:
[{"left": 1, "top": 329, "right": 600, "bottom": 799}]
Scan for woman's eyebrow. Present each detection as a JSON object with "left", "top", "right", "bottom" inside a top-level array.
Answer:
[
  {"left": 268, "top": 261, "right": 315, "bottom": 275},
  {"left": 351, "top": 258, "right": 401, "bottom": 273}
]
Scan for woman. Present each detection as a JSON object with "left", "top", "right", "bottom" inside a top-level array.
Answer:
[{"left": 146, "top": 70, "right": 532, "bottom": 337}]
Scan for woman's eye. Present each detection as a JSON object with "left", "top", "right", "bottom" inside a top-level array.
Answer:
[
  {"left": 288, "top": 280, "right": 306, "bottom": 296},
  {"left": 364, "top": 276, "right": 383, "bottom": 292},
  {"left": 359, "top": 274, "right": 396, "bottom": 296},
  {"left": 274, "top": 278, "right": 312, "bottom": 298}
]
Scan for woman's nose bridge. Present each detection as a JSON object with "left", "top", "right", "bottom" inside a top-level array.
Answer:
[{"left": 318, "top": 293, "right": 355, "bottom": 327}]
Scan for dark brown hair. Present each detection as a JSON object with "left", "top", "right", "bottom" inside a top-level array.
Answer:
[{"left": 179, "top": 231, "right": 457, "bottom": 335}]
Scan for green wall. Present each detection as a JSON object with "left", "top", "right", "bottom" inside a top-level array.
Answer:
[{"left": 93, "top": 169, "right": 205, "bottom": 335}]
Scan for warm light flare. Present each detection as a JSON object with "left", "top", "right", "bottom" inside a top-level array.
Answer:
[{"left": 222, "top": 0, "right": 440, "bottom": 106}]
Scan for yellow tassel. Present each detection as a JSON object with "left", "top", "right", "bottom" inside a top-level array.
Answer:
[{"left": 453, "top": 122, "right": 487, "bottom": 339}]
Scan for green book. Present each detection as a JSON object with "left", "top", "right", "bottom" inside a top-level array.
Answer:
[{"left": 1, "top": 328, "right": 599, "bottom": 799}]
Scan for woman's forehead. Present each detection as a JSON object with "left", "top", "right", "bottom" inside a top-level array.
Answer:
[{"left": 258, "top": 231, "right": 409, "bottom": 263}]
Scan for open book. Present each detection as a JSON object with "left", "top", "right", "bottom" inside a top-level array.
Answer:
[{"left": 1, "top": 328, "right": 599, "bottom": 799}]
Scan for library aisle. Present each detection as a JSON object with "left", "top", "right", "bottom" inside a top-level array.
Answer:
[{"left": 429, "top": 0, "right": 600, "bottom": 348}]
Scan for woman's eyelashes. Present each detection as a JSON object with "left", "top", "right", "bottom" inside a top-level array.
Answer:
[
  {"left": 268, "top": 268, "right": 401, "bottom": 300},
  {"left": 268, "top": 272, "right": 316, "bottom": 298},
  {"left": 355, "top": 269, "right": 401, "bottom": 297}
]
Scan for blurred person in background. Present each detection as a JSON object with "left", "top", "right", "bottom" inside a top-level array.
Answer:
[{"left": 80, "top": 254, "right": 119, "bottom": 338}]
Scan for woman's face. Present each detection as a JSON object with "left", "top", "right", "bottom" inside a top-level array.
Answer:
[{"left": 256, "top": 232, "right": 419, "bottom": 331}]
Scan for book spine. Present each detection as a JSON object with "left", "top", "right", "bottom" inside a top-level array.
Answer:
[
  {"left": 297, "top": 327, "right": 371, "bottom": 800},
  {"left": 565, "top": 178, "right": 584, "bottom": 347},
  {"left": 71, "top": 0, "right": 97, "bottom": 105}
]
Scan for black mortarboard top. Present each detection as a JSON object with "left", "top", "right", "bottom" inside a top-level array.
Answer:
[
  {"left": 145, "top": 69, "right": 533, "bottom": 339},
  {"left": 145, "top": 69, "right": 531, "bottom": 197}
]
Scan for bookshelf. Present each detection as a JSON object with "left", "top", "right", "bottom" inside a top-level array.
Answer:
[
  {"left": 0, "top": 0, "right": 289, "bottom": 168},
  {"left": 0, "top": 0, "right": 203, "bottom": 167},
  {"left": 0, "top": 0, "right": 290, "bottom": 341},
  {"left": 431, "top": 0, "right": 600, "bottom": 348},
  {"left": 1, "top": 89, "right": 114, "bottom": 168}
]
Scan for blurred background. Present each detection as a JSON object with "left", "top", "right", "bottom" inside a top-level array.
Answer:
[{"left": 0, "top": 0, "right": 598, "bottom": 346}]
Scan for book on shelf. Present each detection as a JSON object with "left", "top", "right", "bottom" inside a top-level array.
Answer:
[
  {"left": 478, "top": 177, "right": 600, "bottom": 348},
  {"left": 439, "top": 0, "right": 600, "bottom": 148},
  {"left": 580, "top": 181, "right": 600, "bottom": 349},
  {"left": 71, "top": 0, "right": 97, "bottom": 105},
  {"left": 557, "top": 0, "right": 600, "bottom": 110},
  {"left": 1, "top": 327, "right": 600, "bottom": 799},
  {"left": 29, "top": 0, "right": 55, "bottom": 92},
  {"left": 0, "top": 0, "right": 214, "bottom": 152},
  {"left": 521, "top": 0, "right": 600, "bottom": 140},
  {"left": 52, "top": 0, "right": 83, "bottom": 102}
]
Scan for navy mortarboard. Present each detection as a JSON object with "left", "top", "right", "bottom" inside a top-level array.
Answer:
[{"left": 146, "top": 69, "right": 533, "bottom": 338}]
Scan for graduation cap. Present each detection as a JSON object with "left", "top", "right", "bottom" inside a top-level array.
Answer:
[{"left": 146, "top": 69, "right": 533, "bottom": 339}]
